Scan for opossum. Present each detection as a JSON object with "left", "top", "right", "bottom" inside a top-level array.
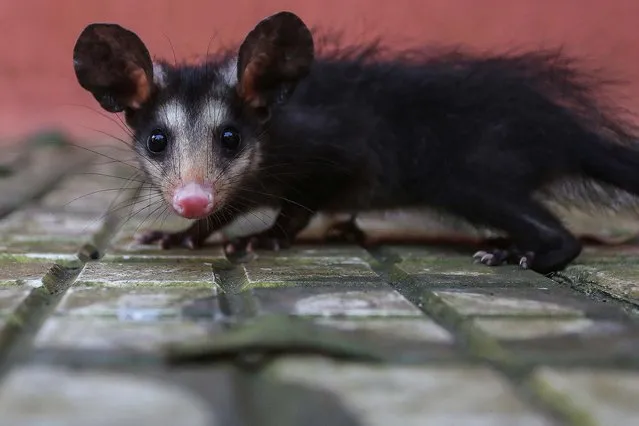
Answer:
[{"left": 73, "top": 11, "right": 639, "bottom": 274}]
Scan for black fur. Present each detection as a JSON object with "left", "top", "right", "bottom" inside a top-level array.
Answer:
[{"left": 74, "top": 12, "right": 639, "bottom": 274}]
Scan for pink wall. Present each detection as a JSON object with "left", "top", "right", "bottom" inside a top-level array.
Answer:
[{"left": 1, "top": 0, "right": 638, "bottom": 144}]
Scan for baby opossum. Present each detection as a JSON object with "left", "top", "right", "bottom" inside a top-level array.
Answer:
[{"left": 73, "top": 11, "right": 639, "bottom": 274}]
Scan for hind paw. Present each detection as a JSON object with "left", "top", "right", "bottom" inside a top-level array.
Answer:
[
  {"left": 472, "top": 248, "right": 535, "bottom": 270},
  {"left": 472, "top": 249, "right": 509, "bottom": 266}
]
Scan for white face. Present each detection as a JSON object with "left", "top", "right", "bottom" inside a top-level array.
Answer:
[{"left": 133, "top": 59, "right": 263, "bottom": 220}]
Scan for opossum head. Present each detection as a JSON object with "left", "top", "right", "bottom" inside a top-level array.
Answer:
[{"left": 73, "top": 11, "right": 314, "bottom": 219}]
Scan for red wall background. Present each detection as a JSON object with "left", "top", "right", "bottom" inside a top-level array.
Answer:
[{"left": 1, "top": 0, "right": 638, "bottom": 145}]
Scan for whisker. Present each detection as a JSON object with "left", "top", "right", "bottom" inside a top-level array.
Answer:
[
  {"left": 163, "top": 32, "right": 179, "bottom": 67},
  {"left": 221, "top": 201, "right": 281, "bottom": 235},
  {"left": 159, "top": 206, "right": 177, "bottom": 233},
  {"left": 60, "top": 186, "right": 153, "bottom": 209},
  {"left": 66, "top": 143, "right": 143, "bottom": 172},
  {"left": 131, "top": 200, "right": 170, "bottom": 237},
  {"left": 58, "top": 103, "right": 134, "bottom": 138},
  {"left": 73, "top": 173, "right": 147, "bottom": 234},
  {"left": 77, "top": 126, "right": 136, "bottom": 149},
  {"left": 233, "top": 187, "right": 314, "bottom": 214},
  {"left": 70, "top": 172, "right": 148, "bottom": 184},
  {"left": 114, "top": 199, "right": 165, "bottom": 236}
]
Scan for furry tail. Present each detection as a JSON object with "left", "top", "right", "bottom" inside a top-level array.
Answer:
[
  {"left": 580, "top": 137, "right": 639, "bottom": 196},
  {"left": 516, "top": 50, "right": 639, "bottom": 213},
  {"left": 542, "top": 136, "right": 639, "bottom": 215}
]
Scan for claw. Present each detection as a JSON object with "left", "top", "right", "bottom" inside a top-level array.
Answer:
[
  {"left": 472, "top": 249, "right": 508, "bottom": 266},
  {"left": 224, "top": 242, "right": 236, "bottom": 255},
  {"left": 518, "top": 251, "right": 535, "bottom": 270},
  {"left": 185, "top": 236, "right": 196, "bottom": 250},
  {"left": 472, "top": 250, "right": 487, "bottom": 261},
  {"left": 481, "top": 253, "right": 495, "bottom": 264}
]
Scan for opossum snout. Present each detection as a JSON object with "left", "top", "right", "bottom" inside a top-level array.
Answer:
[{"left": 172, "top": 182, "right": 215, "bottom": 219}]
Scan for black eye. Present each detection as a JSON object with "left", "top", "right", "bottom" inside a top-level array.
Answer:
[
  {"left": 220, "top": 127, "right": 241, "bottom": 151},
  {"left": 147, "top": 130, "right": 168, "bottom": 154}
]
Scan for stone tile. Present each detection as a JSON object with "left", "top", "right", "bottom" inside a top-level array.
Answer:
[
  {"left": 432, "top": 288, "right": 622, "bottom": 319},
  {"left": 533, "top": 368, "right": 639, "bottom": 424},
  {"left": 266, "top": 357, "right": 552, "bottom": 426},
  {"left": 562, "top": 264, "right": 639, "bottom": 303},
  {"left": 304, "top": 318, "right": 461, "bottom": 362},
  {"left": 158, "top": 368, "right": 248, "bottom": 426},
  {"left": 252, "top": 244, "right": 374, "bottom": 261},
  {"left": 40, "top": 162, "right": 136, "bottom": 213},
  {"left": 0, "top": 143, "right": 90, "bottom": 218},
  {"left": 0, "top": 236, "right": 82, "bottom": 257},
  {"left": 474, "top": 317, "right": 611, "bottom": 340},
  {"left": 56, "top": 286, "right": 216, "bottom": 318},
  {"left": 390, "top": 246, "right": 557, "bottom": 288},
  {"left": 253, "top": 287, "right": 423, "bottom": 317},
  {"left": 0, "top": 287, "right": 31, "bottom": 316},
  {"left": 75, "top": 262, "right": 215, "bottom": 287},
  {"left": 435, "top": 290, "right": 582, "bottom": 317},
  {"left": 34, "top": 317, "right": 218, "bottom": 353},
  {"left": 0, "top": 208, "right": 104, "bottom": 238},
  {"left": 314, "top": 317, "right": 453, "bottom": 343},
  {"left": 0, "top": 260, "right": 52, "bottom": 287},
  {"left": 242, "top": 256, "right": 381, "bottom": 288},
  {"left": 385, "top": 245, "right": 478, "bottom": 262},
  {"left": 0, "top": 366, "right": 215, "bottom": 426},
  {"left": 483, "top": 319, "right": 639, "bottom": 364},
  {"left": 104, "top": 243, "right": 228, "bottom": 264},
  {"left": 396, "top": 260, "right": 552, "bottom": 288}
]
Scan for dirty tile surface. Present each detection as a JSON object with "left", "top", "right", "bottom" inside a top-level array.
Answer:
[{"left": 1, "top": 139, "right": 639, "bottom": 426}]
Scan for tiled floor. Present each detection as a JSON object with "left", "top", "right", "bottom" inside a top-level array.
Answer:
[{"left": 1, "top": 138, "right": 639, "bottom": 425}]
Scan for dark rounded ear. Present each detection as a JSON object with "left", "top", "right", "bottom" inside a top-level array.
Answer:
[
  {"left": 236, "top": 11, "right": 314, "bottom": 111},
  {"left": 73, "top": 23, "right": 154, "bottom": 113}
]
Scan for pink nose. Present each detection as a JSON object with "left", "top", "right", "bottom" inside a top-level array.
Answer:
[{"left": 172, "top": 182, "right": 214, "bottom": 219}]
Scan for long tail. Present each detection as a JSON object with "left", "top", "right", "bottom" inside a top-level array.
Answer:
[
  {"left": 493, "top": 49, "right": 639, "bottom": 213},
  {"left": 555, "top": 135, "right": 639, "bottom": 213},
  {"left": 582, "top": 135, "right": 639, "bottom": 187}
]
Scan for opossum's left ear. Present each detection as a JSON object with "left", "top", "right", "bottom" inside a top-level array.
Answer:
[{"left": 236, "top": 11, "right": 314, "bottom": 115}]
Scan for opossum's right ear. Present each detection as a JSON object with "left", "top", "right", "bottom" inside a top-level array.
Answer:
[
  {"left": 236, "top": 11, "right": 314, "bottom": 117},
  {"left": 73, "top": 23, "right": 156, "bottom": 113}
]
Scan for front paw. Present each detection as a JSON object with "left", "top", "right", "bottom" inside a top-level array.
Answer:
[
  {"left": 224, "top": 233, "right": 291, "bottom": 255},
  {"left": 136, "top": 230, "right": 205, "bottom": 250}
]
